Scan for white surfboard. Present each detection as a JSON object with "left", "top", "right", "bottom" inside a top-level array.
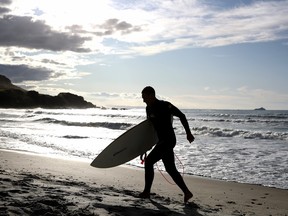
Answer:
[{"left": 90, "top": 120, "right": 158, "bottom": 168}]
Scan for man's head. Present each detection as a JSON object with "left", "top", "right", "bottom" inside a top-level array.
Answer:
[{"left": 142, "top": 86, "right": 156, "bottom": 106}]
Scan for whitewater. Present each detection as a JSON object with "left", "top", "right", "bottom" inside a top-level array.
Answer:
[{"left": 0, "top": 108, "right": 287, "bottom": 189}]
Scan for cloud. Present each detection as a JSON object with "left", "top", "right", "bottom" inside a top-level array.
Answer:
[
  {"left": 2, "top": 1, "right": 287, "bottom": 57},
  {"left": 0, "top": 0, "right": 11, "bottom": 14},
  {"left": 0, "top": 7, "right": 10, "bottom": 14},
  {"left": 65, "top": 18, "right": 143, "bottom": 45},
  {"left": 0, "top": 15, "right": 92, "bottom": 52},
  {"left": 99, "top": 18, "right": 142, "bottom": 35},
  {"left": 41, "top": 59, "right": 66, "bottom": 66},
  {"left": 0, "top": 0, "right": 12, "bottom": 5},
  {"left": 93, "top": 92, "right": 119, "bottom": 98},
  {"left": 108, "top": 0, "right": 288, "bottom": 55},
  {"left": 0, "top": 64, "right": 54, "bottom": 82},
  {"left": 61, "top": 0, "right": 288, "bottom": 57},
  {"left": 92, "top": 91, "right": 140, "bottom": 99},
  {"left": 87, "top": 19, "right": 142, "bottom": 36}
]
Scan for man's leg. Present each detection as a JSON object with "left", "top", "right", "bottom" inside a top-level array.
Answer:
[
  {"left": 140, "top": 145, "right": 163, "bottom": 198},
  {"left": 162, "top": 149, "right": 193, "bottom": 203}
]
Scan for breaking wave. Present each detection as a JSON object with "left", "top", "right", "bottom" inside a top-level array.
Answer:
[
  {"left": 34, "top": 118, "right": 133, "bottom": 130},
  {"left": 192, "top": 126, "right": 288, "bottom": 140}
]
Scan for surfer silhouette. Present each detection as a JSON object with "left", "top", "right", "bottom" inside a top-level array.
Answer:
[{"left": 140, "top": 86, "right": 194, "bottom": 203}]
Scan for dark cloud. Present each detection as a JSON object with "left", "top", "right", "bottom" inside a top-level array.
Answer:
[
  {"left": 0, "top": 64, "right": 53, "bottom": 83},
  {"left": 66, "top": 19, "right": 142, "bottom": 37},
  {"left": 0, "top": 7, "right": 10, "bottom": 14},
  {"left": 0, "top": 0, "right": 11, "bottom": 14},
  {"left": 115, "top": 21, "right": 132, "bottom": 30},
  {"left": 0, "top": 0, "right": 12, "bottom": 5},
  {"left": 95, "top": 18, "right": 142, "bottom": 36},
  {"left": 0, "top": 15, "right": 92, "bottom": 52}
]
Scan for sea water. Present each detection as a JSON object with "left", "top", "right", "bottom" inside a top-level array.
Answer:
[{"left": 0, "top": 108, "right": 287, "bottom": 189}]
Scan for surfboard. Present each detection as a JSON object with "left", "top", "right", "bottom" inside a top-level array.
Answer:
[{"left": 90, "top": 119, "right": 158, "bottom": 168}]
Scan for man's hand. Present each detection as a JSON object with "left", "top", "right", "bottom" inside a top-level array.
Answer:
[{"left": 187, "top": 133, "right": 195, "bottom": 143}]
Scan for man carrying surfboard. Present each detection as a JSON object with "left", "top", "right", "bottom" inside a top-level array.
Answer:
[{"left": 140, "top": 86, "right": 195, "bottom": 204}]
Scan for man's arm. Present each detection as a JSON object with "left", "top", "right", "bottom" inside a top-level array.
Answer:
[{"left": 169, "top": 103, "right": 195, "bottom": 143}]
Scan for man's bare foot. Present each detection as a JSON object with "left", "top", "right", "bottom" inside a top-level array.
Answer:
[
  {"left": 139, "top": 191, "right": 150, "bottom": 199},
  {"left": 184, "top": 191, "right": 193, "bottom": 203}
]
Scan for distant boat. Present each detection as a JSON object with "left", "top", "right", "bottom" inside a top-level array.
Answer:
[{"left": 254, "top": 107, "right": 266, "bottom": 111}]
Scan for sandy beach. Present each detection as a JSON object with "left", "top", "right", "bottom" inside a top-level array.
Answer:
[{"left": 0, "top": 150, "right": 287, "bottom": 216}]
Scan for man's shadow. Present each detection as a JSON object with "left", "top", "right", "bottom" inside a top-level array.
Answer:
[
  {"left": 149, "top": 199, "right": 204, "bottom": 216},
  {"left": 91, "top": 198, "right": 204, "bottom": 216}
]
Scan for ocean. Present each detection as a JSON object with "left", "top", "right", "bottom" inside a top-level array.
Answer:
[{"left": 0, "top": 108, "right": 287, "bottom": 189}]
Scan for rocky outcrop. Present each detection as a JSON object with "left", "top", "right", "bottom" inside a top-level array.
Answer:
[
  {"left": 0, "top": 74, "right": 25, "bottom": 91},
  {"left": 0, "top": 75, "right": 95, "bottom": 109}
]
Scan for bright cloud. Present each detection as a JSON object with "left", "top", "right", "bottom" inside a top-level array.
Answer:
[{"left": 2, "top": 0, "right": 287, "bottom": 56}]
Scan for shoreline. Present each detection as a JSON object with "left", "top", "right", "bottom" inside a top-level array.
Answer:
[
  {"left": 1, "top": 150, "right": 287, "bottom": 215},
  {"left": 2, "top": 148, "right": 286, "bottom": 190}
]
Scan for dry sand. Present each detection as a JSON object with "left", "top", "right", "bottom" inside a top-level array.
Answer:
[{"left": 0, "top": 150, "right": 287, "bottom": 216}]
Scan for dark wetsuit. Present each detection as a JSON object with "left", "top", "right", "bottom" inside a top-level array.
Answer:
[{"left": 143, "top": 99, "right": 191, "bottom": 193}]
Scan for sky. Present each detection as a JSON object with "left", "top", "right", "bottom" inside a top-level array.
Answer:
[{"left": 0, "top": 0, "right": 287, "bottom": 109}]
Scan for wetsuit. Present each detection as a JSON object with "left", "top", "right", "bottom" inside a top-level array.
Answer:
[{"left": 143, "top": 99, "right": 191, "bottom": 193}]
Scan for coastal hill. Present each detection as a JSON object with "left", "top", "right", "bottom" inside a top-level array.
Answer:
[
  {"left": 0, "top": 74, "right": 95, "bottom": 109},
  {"left": 0, "top": 75, "right": 25, "bottom": 91}
]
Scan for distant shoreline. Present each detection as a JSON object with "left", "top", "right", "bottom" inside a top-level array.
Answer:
[{"left": 0, "top": 74, "right": 96, "bottom": 109}]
